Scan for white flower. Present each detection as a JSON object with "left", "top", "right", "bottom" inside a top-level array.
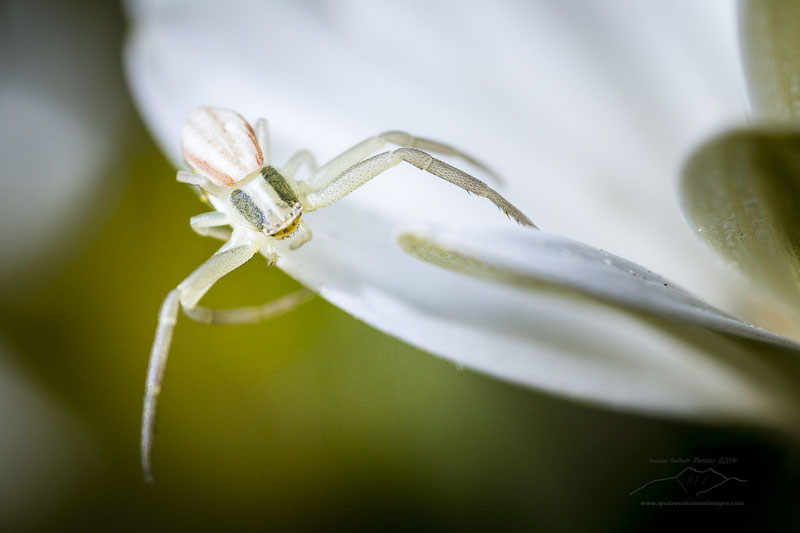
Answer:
[{"left": 124, "top": 0, "right": 800, "bottom": 432}]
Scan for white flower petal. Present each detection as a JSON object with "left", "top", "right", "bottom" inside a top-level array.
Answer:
[
  {"left": 124, "top": 0, "right": 764, "bottom": 318},
  {"left": 124, "top": 1, "right": 800, "bottom": 429},
  {"left": 275, "top": 204, "right": 800, "bottom": 430},
  {"left": 398, "top": 226, "right": 782, "bottom": 344}
]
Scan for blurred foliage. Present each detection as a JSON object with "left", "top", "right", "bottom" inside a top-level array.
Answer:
[
  {"left": 740, "top": 0, "right": 800, "bottom": 123},
  {"left": 681, "top": 129, "right": 800, "bottom": 332}
]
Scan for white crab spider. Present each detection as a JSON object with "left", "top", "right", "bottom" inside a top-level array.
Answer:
[{"left": 142, "top": 106, "right": 535, "bottom": 483}]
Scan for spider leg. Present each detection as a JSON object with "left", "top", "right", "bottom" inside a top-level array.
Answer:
[
  {"left": 305, "top": 148, "right": 535, "bottom": 227},
  {"left": 176, "top": 170, "right": 226, "bottom": 204},
  {"left": 289, "top": 221, "right": 313, "bottom": 250},
  {"left": 308, "top": 131, "right": 501, "bottom": 190},
  {"left": 283, "top": 150, "right": 319, "bottom": 179},
  {"left": 261, "top": 239, "right": 279, "bottom": 265},
  {"left": 177, "top": 170, "right": 221, "bottom": 192},
  {"left": 190, "top": 211, "right": 232, "bottom": 240},
  {"left": 141, "top": 228, "right": 264, "bottom": 484},
  {"left": 380, "top": 131, "right": 502, "bottom": 185},
  {"left": 182, "top": 288, "right": 314, "bottom": 325}
]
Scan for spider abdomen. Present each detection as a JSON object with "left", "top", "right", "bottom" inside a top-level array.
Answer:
[{"left": 182, "top": 107, "right": 263, "bottom": 186}]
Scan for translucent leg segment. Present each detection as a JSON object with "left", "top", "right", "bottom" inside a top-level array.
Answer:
[
  {"left": 190, "top": 211, "right": 231, "bottom": 240},
  {"left": 306, "top": 148, "right": 535, "bottom": 227},
  {"left": 141, "top": 230, "right": 264, "bottom": 484},
  {"left": 308, "top": 131, "right": 501, "bottom": 190},
  {"left": 283, "top": 150, "right": 318, "bottom": 179},
  {"left": 182, "top": 288, "right": 314, "bottom": 325}
]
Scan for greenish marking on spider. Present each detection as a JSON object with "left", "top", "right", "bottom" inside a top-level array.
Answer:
[
  {"left": 230, "top": 189, "right": 266, "bottom": 231},
  {"left": 262, "top": 166, "right": 299, "bottom": 204}
]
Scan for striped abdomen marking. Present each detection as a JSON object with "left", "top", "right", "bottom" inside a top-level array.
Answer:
[{"left": 182, "top": 107, "right": 263, "bottom": 186}]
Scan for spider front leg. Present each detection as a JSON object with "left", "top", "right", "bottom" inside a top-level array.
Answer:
[
  {"left": 283, "top": 150, "right": 318, "bottom": 179},
  {"left": 308, "top": 131, "right": 501, "bottom": 191},
  {"left": 142, "top": 228, "right": 264, "bottom": 484},
  {"left": 304, "top": 148, "right": 535, "bottom": 227}
]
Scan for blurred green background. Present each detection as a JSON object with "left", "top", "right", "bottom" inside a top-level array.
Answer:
[{"left": 0, "top": 1, "right": 798, "bottom": 531}]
